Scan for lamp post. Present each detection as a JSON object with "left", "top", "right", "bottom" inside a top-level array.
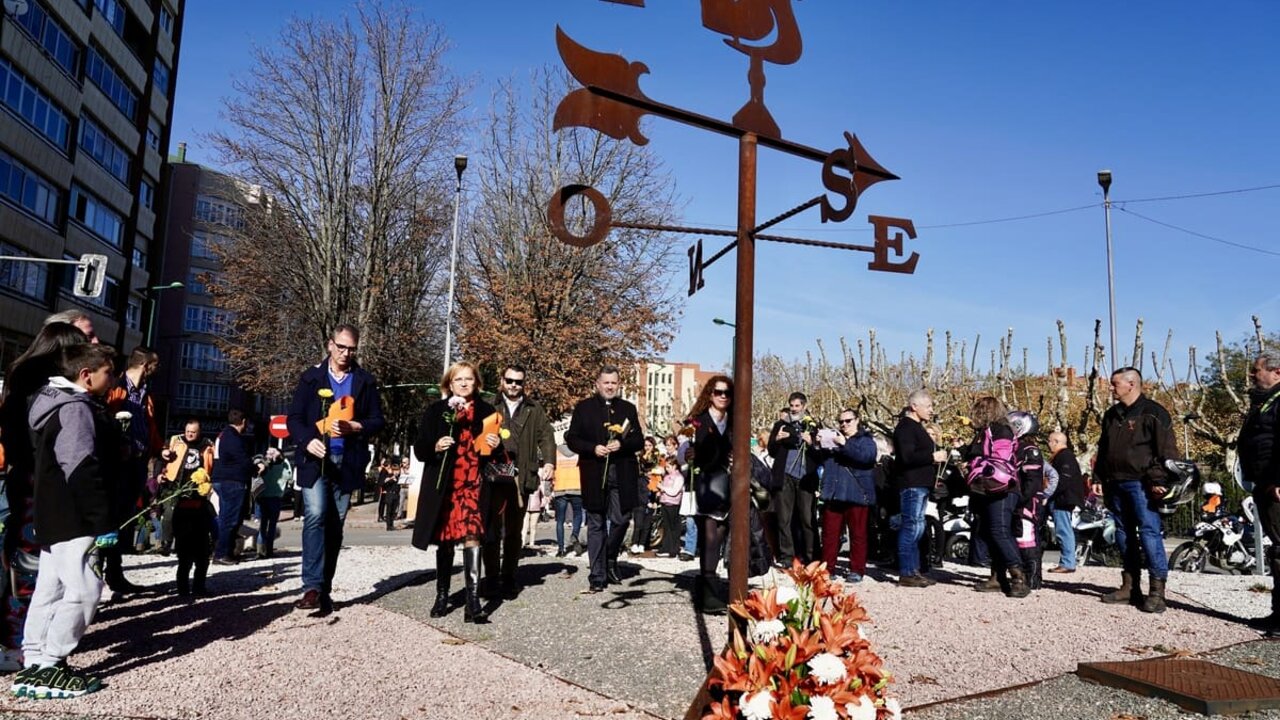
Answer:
[
  {"left": 712, "top": 317, "right": 736, "bottom": 371},
  {"left": 140, "top": 281, "right": 184, "bottom": 347},
  {"left": 1098, "top": 169, "right": 1117, "bottom": 372},
  {"left": 1181, "top": 411, "right": 1200, "bottom": 457},
  {"left": 442, "top": 154, "right": 468, "bottom": 372}
]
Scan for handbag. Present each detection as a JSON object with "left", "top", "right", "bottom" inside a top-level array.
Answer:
[
  {"left": 679, "top": 486, "right": 699, "bottom": 516},
  {"left": 482, "top": 450, "right": 518, "bottom": 483},
  {"left": 695, "top": 467, "right": 731, "bottom": 521}
]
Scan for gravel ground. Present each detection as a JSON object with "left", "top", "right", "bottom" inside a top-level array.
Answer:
[{"left": 0, "top": 504, "right": 1269, "bottom": 719}]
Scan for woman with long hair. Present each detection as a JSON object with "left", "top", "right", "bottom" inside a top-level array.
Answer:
[
  {"left": 963, "top": 396, "right": 1030, "bottom": 598},
  {"left": 681, "top": 374, "right": 733, "bottom": 613},
  {"left": 0, "top": 322, "right": 89, "bottom": 666},
  {"left": 411, "top": 362, "right": 499, "bottom": 623}
]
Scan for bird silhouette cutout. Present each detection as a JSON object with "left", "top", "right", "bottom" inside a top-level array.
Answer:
[
  {"left": 598, "top": 0, "right": 802, "bottom": 139},
  {"left": 553, "top": 26, "right": 653, "bottom": 145}
]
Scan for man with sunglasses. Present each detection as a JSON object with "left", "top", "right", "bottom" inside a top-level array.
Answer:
[
  {"left": 484, "top": 365, "right": 556, "bottom": 599},
  {"left": 286, "top": 324, "right": 384, "bottom": 614}
]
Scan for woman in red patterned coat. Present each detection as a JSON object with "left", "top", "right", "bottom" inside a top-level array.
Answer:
[{"left": 412, "top": 362, "right": 499, "bottom": 623}]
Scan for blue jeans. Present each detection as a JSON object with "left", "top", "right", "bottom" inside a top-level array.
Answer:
[
  {"left": 1109, "top": 480, "right": 1168, "bottom": 580},
  {"left": 301, "top": 465, "right": 352, "bottom": 596},
  {"left": 684, "top": 516, "right": 698, "bottom": 555},
  {"left": 976, "top": 492, "right": 1022, "bottom": 571},
  {"left": 897, "top": 487, "right": 929, "bottom": 576},
  {"left": 1052, "top": 507, "right": 1077, "bottom": 569},
  {"left": 553, "top": 494, "right": 584, "bottom": 552},
  {"left": 213, "top": 482, "right": 246, "bottom": 559},
  {"left": 256, "top": 497, "right": 283, "bottom": 555}
]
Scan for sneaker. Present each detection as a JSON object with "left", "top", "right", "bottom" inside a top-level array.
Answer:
[
  {"left": 845, "top": 573, "right": 864, "bottom": 583},
  {"left": 629, "top": 544, "right": 644, "bottom": 555},
  {"left": 17, "top": 662, "right": 101, "bottom": 699},
  {"left": 678, "top": 551, "right": 694, "bottom": 562},
  {"left": 10, "top": 664, "right": 39, "bottom": 696}
]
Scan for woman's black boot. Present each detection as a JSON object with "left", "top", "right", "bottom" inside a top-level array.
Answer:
[
  {"left": 431, "top": 543, "right": 454, "bottom": 617},
  {"left": 463, "top": 545, "right": 489, "bottom": 624}
]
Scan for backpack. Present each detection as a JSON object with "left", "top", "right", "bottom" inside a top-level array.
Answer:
[{"left": 967, "top": 427, "right": 1018, "bottom": 495}]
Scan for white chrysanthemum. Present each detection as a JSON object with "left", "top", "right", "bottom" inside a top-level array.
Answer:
[
  {"left": 885, "top": 697, "right": 902, "bottom": 719},
  {"left": 750, "top": 618, "right": 786, "bottom": 644},
  {"left": 739, "top": 690, "right": 774, "bottom": 720},
  {"left": 807, "top": 652, "right": 847, "bottom": 685},
  {"left": 775, "top": 585, "right": 800, "bottom": 605},
  {"left": 845, "top": 695, "right": 876, "bottom": 720},
  {"left": 807, "top": 694, "right": 837, "bottom": 720},
  {"left": 854, "top": 623, "right": 865, "bottom": 641}
]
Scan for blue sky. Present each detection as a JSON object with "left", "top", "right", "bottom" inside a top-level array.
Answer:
[{"left": 172, "top": 2, "right": 1280, "bottom": 378}]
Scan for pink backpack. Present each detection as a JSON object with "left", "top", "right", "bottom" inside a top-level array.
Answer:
[{"left": 967, "top": 427, "right": 1018, "bottom": 495}]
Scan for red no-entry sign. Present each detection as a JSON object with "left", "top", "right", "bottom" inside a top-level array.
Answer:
[{"left": 268, "top": 415, "right": 289, "bottom": 439}]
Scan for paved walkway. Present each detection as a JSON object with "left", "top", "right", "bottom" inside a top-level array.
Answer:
[{"left": 0, "top": 505, "right": 1269, "bottom": 719}]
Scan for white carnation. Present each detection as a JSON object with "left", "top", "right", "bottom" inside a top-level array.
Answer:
[
  {"left": 807, "top": 652, "right": 847, "bottom": 685},
  {"left": 807, "top": 695, "right": 837, "bottom": 720},
  {"left": 775, "top": 585, "right": 800, "bottom": 606},
  {"left": 885, "top": 697, "right": 902, "bottom": 719},
  {"left": 739, "top": 690, "right": 774, "bottom": 720},
  {"left": 750, "top": 618, "right": 786, "bottom": 645},
  {"left": 845, "top": 695, "right": 876, "bottom": 720}
]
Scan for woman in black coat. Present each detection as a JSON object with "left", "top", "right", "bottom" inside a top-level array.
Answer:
[
  {"left": 412, "top": 362, "right": 499, "bottom": 623},
  {"left": 681, "top": 374, "right": 734, "bottom": 613}
]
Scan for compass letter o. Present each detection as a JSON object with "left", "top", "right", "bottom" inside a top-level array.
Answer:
[{"left": 548, "top": 184, "right": 613, "bottom": 248}]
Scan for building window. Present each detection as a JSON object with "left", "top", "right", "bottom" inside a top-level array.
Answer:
[
  {"left": 125, "top": 297, "right": 140, "bottom": 330},
  {"left": 0, "top": 58, "right": 70, "bottom": 151},
  {"left": 0, "top": 149, "right": 60, "bottom": 226},
  {"left": 158, "top": 4, "right": 173, "bottom": 33},
  {"left": 186, "top": 269, "right": 217, "bottom": 296},
  {"left": 191, "top": 230, "right": 225, "bottom": 260},
  {"left": 175, "top": 382, "right": 229, "bottom": 412},
  {"left": 183, "top": 305, "right": 230, "bottom": 334},
  {"left": 152, "top": 58, "right": 170, "bottom": 98},
  {"left": 145, "top": 117, "right": 160, "bottom": 151},
  {"left": 69, "top": 184, "right": 123, "bottom": 248},
  {"left": 131, "top": 246, "right": 145, "bottom": 267},
  {"left": 78, "top": 115, "right": 131, "bottom": 185},
  {"left": 139, "top": 178, "right": 154, "bottom": 210},
  {"left": 84, "top": 47, "right": 138, "bottom": 122},
  {"left": 11, "top": 0, "right": 80, "bottom": 77},
  {"left": 93, "top": 0, "right": 126, "bottom": 37},
  {"left": 194, "top": 196, "right": 244, "bottom": 229},
  {"left": 180, "top": 342, "right": 227, "bottom": 372},
  {"left": 0, "top": 242, "right": 49, "bottom": 302}
]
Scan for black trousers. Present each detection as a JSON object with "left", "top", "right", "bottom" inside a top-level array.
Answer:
[
  {"left": 586, "top": 484, "right": 629, "bottom": 587},
  {"left": 771, "top": 474, "right": 816, "bottom": 564},
  {"left": 1257, "top": 493, "right": 1280, "bottom": 614},
  {"left": 483, "top": 482, "right": 524, "bottom": 585},
  {"left": 174, "top": 502, "right": 212, "bottom": 591},
  {"left": 659, "top": 504, "right": 682, "bottom": 556}
]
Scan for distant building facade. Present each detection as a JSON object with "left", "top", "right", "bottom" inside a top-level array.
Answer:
[
  {"left": 0, "top": 0, "right": 184, "bottom": 365},
  {"left": 627, "top": 361, "right": 717, "bottom": 436}
]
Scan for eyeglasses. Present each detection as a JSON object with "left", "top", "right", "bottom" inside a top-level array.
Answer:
[
  {"left": 838, "top": 418, "right": 856, "bottom": 425},
  {"left": 503, "top": 377, "right": 525, "bottom": 386},
  {"left": 333, "top": 342, "right": 358, "bottom": 354},
  {"left": 711, "top": 389, "right": 732, "bottom": 397}
]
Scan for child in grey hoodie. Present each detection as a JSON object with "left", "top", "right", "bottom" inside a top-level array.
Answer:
[{"left": 11, "top": 344, "right": 120, "bottom": 700}]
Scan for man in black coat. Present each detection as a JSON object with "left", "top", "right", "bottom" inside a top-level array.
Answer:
[
  {"left": 1240, "top": 352, "right": 1280, "bottom": 634},
  {"left": 565, "top": 366, "right": 645, "bottom": 593},
  {"left": 1047, "top": 431, "right": 1085, "bottom": 574},
  {"left": 767, "top": 392, "right": 820, "bottom": 566}
]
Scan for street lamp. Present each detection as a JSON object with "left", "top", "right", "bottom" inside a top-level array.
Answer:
[
  {"left": 712, "top": 317, "right": 736, "bottom": 370},
  {"left": 1098, "top": 169, "right": 1117, "bottom": 372},
  {"left": 1181, "top": 411, "right": 1201, "bottom": 456},
  {"left": 139, "top": 281, "right": 184, "bottom": 347},
  {"left": 442, "top": 154, "right": 468, "bottom": 372}
]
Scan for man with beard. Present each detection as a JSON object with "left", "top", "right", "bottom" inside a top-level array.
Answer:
[
  {"left": 565, "top": 366, "right": 644, "bottom": 593},
  {"left": 1240, "top": 352, "right": 1280, "bottom": 635},
  {"left": 484, "top": 365, "right": 556, "bottom": 599}
]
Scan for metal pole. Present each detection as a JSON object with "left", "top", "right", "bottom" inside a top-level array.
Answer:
[
  {"left": 442, "top": 172, "right": 463, "bottom": 371},
  {"left": 1101, "top": 177, "right": 1118, "bottom": 372},
  {"left": 146, "top": 292, "right": 157, "bottom": 347},
  {"left": 728, "top": 133, "right": 757, "bottom": 607}
]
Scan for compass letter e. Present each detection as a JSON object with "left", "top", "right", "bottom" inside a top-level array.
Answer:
[{"left": 867, "top": 216, "right": 919, "bottom": 274}]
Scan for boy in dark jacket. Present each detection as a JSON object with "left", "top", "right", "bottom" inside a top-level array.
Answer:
[{"left": 12, "top": 344, "right": 119, "bottom": 699}]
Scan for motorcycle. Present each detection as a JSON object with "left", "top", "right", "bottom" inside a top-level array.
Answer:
[
  {"left": 1169, "top": 482, "right": 1268, "bottom": 575},
  {"left": 940, "top": 494, "right": 975, "bottom": 565},
  {"left": 1073, "top": 496, "right": 1123, "bottom": 567}
]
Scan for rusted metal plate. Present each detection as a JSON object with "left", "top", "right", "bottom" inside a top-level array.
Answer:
[{"left": 1078, "top": 658, "right": 1280, "bottom": 716}]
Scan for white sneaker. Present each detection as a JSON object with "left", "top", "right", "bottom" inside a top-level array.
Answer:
[{"left": 630, "top": 544, "right": 643, "bottom": 555}]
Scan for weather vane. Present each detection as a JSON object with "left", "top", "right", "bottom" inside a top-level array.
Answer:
[{"left": 543, "top": 7, "right": 919, "bottom": 713}]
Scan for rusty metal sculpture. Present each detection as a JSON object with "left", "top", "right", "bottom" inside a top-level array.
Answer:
[{"left": 544, "top": 5, "right": 920, "bottom": 716}]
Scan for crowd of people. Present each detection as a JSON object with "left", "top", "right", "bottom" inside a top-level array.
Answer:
[{"left": 3, "top": 314, "right": 1280, "bottom": 701}]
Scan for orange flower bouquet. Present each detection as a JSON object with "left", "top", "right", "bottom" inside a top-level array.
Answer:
[{"left": 703, "top": 561, "right": 900, "bottom": 720}]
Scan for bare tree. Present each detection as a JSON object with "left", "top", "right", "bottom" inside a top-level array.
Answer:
[
  {"left": 208, "top": 2, "right": 467, "bottom": 445},
  {"left": 456, "top": 69, "right": 683, "bottom": 417}
]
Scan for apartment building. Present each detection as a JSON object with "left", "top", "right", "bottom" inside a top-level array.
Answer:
[
  {"left": 628, "top": 361, "right": 717, "bottom": 436},
  {"left": 0, "top": 0, "right": 184, "bottom": 366}
]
